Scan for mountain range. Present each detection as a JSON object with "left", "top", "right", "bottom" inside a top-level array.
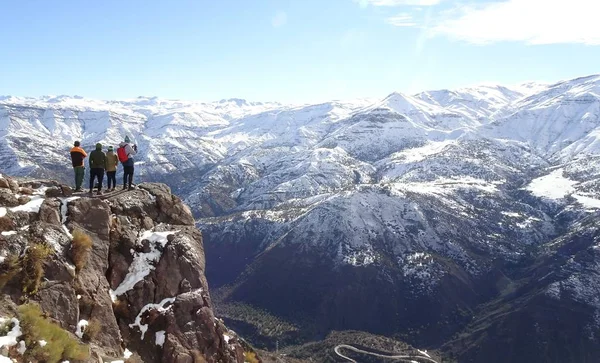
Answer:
[{"left": 1, "top": 74, "right": 600, "bottom": 362}]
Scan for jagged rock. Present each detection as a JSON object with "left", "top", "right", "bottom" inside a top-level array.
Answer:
[
  {"left": 0, "top": 216, "right": 15, "bottom": 232},
  {"left": 153, "top": 227, "right": 208, "bottom": 298},
  {"left": 108, "top": 189, "right": 159, "bottom": 225},
  {"left": 61, "top": 184, "right": 73, "bottom": 197},
  {"left": 0, "top": 181, "right": 246, "bottom": 363},
  {"left": 66, "top": 198, "right": 123, "bottom": 356},
  {"left": 7, "top": 178, "right": 19, "bottom": 193},
  {"left": 161, "top": 290, "right": 244, "bottom": 363},
  {"left": 10, "top": 210, "right": 34, "bottom": 228},
  {"left": 17, "top": 196, "right": 31, "bottom": 205},
  {"left": 139, "top": 183, "right": 195, "bottom": 226},
  {"left": 22, "top": 181, "right": 42, "bottom": 189},
  {"left": 35, "top": 281, "right": 79, "bottom": 329},
  {"left": 19, "top": 187, "right": 34, "bottom": 195},
  {"left": 0, "top": 189, "right": 19, "bottom": 207},
  {"left": 0, "top": 178, "right": 9, "bottom": 189},
  {"left": 38, "top": 199, "right": 62, "bottom": 225},
  {"left": 45, "top": 186, "right": 63, "bottom": 198}
]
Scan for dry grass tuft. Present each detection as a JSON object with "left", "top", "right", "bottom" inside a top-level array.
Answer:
[
  {"left": 21, "top": 243, "right": 53, "bottom": 295},
  {"left": 18, "top": 303, "right": 89, "bottom": 362},
  {"left": 71, "top": 229, "right": 93, "bottom": 272}
]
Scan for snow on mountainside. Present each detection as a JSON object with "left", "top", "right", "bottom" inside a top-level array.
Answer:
[
  {"left": 1, "top": 75, "right": 600, "bottom": 270},
  {"left": 2, "top": 75, "right": 600, "bottom": 362}
]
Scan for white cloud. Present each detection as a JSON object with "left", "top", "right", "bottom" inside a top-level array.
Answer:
[
  {"left": 386, "top": 13, "right": 418, "bottom": 27},
  {"left": 355, "top": 0, "right": 442, "bottom": 7},
  {"left": 430, "top": 0, "right": 600, "bottom": 45},
  {"left": 271, "top": 11, "right": 288, "bottom": 28}
]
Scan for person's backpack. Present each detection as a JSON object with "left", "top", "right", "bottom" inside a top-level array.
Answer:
[{"left": 117, "top": 146, "right": 129, "bottom": 163}]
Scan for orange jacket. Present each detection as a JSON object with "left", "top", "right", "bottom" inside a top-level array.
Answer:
[{"left": 70, "top": 146, "right": 87, "bottom": 167}]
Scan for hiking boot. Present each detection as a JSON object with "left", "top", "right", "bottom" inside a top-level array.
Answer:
[
  {"left": 74, "top": 188, "right": 82, "bottom": 192},
  {"left": 97, "top": 190, "right": 103, "bottom": 195},
  {"left": 128, "top": 186, "right": 134, "bottom": 191}
]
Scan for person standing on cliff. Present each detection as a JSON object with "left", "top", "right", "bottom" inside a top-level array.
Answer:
[
  {"left": 105, "top": 146, "right": 119, "bottom": 192},
  {"left": 88, "top": 143, "right": 106, "bottom": 195},
  {"left": 70, "top": 141, "right": 87, "bottom": 192},
  {"left": 117, "top": 136, "right": 137, "bottom": 190}
]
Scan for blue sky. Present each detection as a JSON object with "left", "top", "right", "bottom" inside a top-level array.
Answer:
[{"left": 1, "top": 0, "right": 598, "bottom": 102}]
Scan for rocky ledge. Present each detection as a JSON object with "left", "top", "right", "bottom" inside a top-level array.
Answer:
[{"left": 0, "top": 176, "right": 253, "bottom": 363}]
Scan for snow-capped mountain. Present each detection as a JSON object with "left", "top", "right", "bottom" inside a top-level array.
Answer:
[{"left": 1, "top": 74, "right": 600, "bottom": 362}]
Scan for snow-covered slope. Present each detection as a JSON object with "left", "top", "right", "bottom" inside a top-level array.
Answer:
[{"left": 2, "top": 75, "right": 600, "bottom": 361}]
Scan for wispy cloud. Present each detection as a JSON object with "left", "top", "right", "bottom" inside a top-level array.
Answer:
[
  {"left": 271, "top": 11, "right": 288, "bottom": 28},
  {"left": 430, "top": 0, "right": 600, "bottom": 45},
  {"left": 355, "top": 0, "right": 442, "bottom": 7},
  {"left": 385, "top": 13, "right": 418, "bottom": 27}
]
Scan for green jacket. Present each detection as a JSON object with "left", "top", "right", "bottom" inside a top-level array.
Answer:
[
  {"left": 89, "top": 144, "right": 106, "bottom": 169},
  {"left": 105, "top": 151, "right": 118, "bottom": 172}
]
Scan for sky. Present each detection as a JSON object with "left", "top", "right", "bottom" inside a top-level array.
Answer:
[{"left": 1, "top": 0, "right": 599, "bottom": 103}]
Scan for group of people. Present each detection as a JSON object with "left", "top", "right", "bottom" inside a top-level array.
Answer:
[{"left": 69, "top": 136, "right": 138, "bottom": 195}]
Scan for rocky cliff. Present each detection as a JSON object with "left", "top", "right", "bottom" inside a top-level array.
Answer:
[{"left": 0, "top": 176, "right": 250, "bottom": 363}]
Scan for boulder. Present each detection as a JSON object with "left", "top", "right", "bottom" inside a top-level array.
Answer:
[
  {"left": 60, "top": 185, "right": 73, "bottom": 197},
  {"left": 0, "top": 178, "right": 9, "bottom": 189},
  {"left": 45, "top": 187, "right": 63, "bottom": 198},
  {"left": 138, "top": 183, "right": 195, "bottom": 226},
  {"left": 19, "top": 187, "right": 34, "bottom": 195},
  {"left": 39, "top": 199, "right": 62, "bottom": 225},
  {"left": 7, "top": 178, "right": 19, "bottom": 193},
  {"left": 35, "top": 282, "right": 79, "bottom": 329},
  {"left": 0, "top": 189, "right": 19, "bottom": 207},
  {"left": 17, "top": 196, "right": 31, "bottom": 205}
]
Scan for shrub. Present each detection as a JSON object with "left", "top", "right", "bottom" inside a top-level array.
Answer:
[
  {"left": 244, "top": 351, "right": 260, "bottom": 363},
  {"left": 18, "top": 303, "right": 89, "bottom": 363},
  {"left": 21, "top": 243, "right": 53, "bottom": 295},
  {"left": 0, "top": 319, "right": 12, "bottom": 335},
  {"left": 82, "top": 318, "right": 101, "bottom": 342},
  {"left": 0, "top": 254, "right": 20, "bottom": 290},
  {"left": 71, "top": 229, "right": 93, "bottom": 272}
]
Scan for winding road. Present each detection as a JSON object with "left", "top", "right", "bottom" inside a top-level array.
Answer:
[{"left": 334, "top": 344, "right": 440, "bottom": 363}]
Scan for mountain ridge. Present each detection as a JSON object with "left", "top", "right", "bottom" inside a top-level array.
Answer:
[{"left": 2, "top": 74, "right": 600, "bottom": 362}]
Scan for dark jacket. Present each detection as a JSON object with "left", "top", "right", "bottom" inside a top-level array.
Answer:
[
  {"left": 89, "top": 145, "right": 106, "bottom": 169},
  {"left": 119, "top": 142, "right": 137, "bottom": 167},
  {"left": 70, "top": 146, "right": 87, "bottom": 167}
]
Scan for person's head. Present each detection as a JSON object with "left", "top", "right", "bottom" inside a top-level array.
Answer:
[
  {"left": 95, "top": 143, "right": 102, "bottom": 151},
  {"left": 108, "top": 146, "right": 114, "bottom": 152},
  {"left": 124, "top": 136, "right": 131, "bottom": 143},
  {"left": 74, "top": 141, "right": 80, "bottom": 147}
]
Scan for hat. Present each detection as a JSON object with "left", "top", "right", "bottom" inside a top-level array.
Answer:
[
  {"left": 95, "top": 143, "right": 102, "bottom": 150},
  {"left": 74, "top": 141, "right": 80, "bottom": 147},
  {"left": 124, "top": 136, "right": 131, "bottom": 143},
  {"left": 108, "top": 146, "right": 114, "bottom": 151}
]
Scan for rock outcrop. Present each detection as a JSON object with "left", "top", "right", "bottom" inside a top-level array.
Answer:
[{"left": 0, "top": 176, "right": 249, "bottom": 363}]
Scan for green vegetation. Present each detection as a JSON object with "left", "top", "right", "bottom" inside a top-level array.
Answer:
[
  {"left": 18, "top": 303, "right": 89, "bottom": 362},
  {"left": 0, "top": 319, "right": 13, "bottom": 335},
  {"left": 244, "top": 351, "right": 260, "bottom": 363},
  {"left": 71, "top": 229, "right": 93, "bottom": 272},
  {"left": 21, "top": 243, "right": 53, "bottom": 295},
  {"left": 215, "top": 301, "right": 298, "bottom": 337}
]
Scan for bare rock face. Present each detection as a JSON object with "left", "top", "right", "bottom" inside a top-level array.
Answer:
[{"left": 0, "top": 178, "right": 249, "bottom": 363}]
